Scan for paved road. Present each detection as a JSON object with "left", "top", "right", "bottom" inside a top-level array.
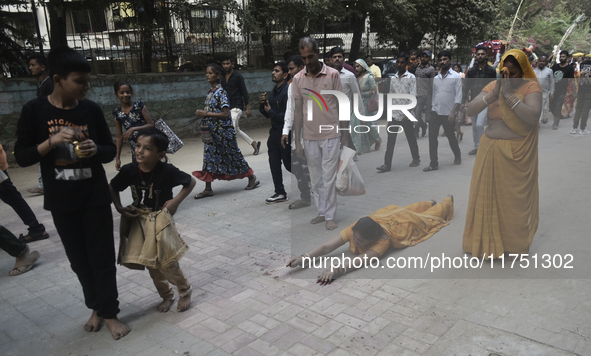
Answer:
[{"left": 1, "top": 118, "right": 590, "bottom": 355}]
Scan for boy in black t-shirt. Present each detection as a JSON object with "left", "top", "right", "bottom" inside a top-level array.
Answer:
[
  {"left": 14, "top": 46, "right": 130, "bottom": 340},
  {"left": 110, "top": 128, "right": 196, "bottom": 312}
]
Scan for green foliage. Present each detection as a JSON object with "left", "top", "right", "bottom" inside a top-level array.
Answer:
[{"left": 1, "top": 0, "right": 40, "bottom": 67}]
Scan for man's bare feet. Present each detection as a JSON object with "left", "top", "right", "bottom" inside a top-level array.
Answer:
[
  {"left": 84, "top": 310, "right": 103, "bottom": 332},
  {"left": 178, "top": 289, "right": 192, "bottom": 312},
  {"left": 104, "top": 318, "right": 130, "bottom": 340},
  {"left": 157, "top": 297, "right": 175, "bottom": 312},
  {"left": 311, "top": 216, "right": 325, "bottom": 224},
  {"left": 326, "top": 220, "right": 337, "bottom": 230}
]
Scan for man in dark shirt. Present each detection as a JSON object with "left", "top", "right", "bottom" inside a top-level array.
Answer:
[
  {"left": 414, "top": 50, "right": 437, "bottom": 139},
  {"left": 550, "top": 50, "right": 575, "bottom": 129},
  {"left": 29, "top": 54, "right": 54, "bottom": 98},
  {"left": 464, "top": 46, "right": 496, "bottom": 155},
  {"left": 221, "top": 57, "right": 260, "bottom": 155},
  {"left": 573, "top": 56, "right": 591, "bottom": 134},
  {"left": 27, "top": 54, "right": 54, "bottom": 195},
  {"left": 259, "top": 61, "right": 290, "bottom": 203}
]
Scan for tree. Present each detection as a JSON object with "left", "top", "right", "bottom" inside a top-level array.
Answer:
[
  {"left": 369, "top": 0, "right": 497, "bottom": 58},
  {"left": 241, "top": 0, "right": 345, "bottom": 65},
  {"left": 1, "top": 0, "right": 41, "bottom": 75}
]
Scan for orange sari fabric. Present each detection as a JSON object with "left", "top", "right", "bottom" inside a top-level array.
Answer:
[
  {"left": 463, "top": 49, "right": 541, "bottom": 258},
  {"left": 341, "top": 197, "right": 454, "bottom": 257}
]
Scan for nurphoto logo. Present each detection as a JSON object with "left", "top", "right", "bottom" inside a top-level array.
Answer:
[{"left": 303, "top": 88, "right": 418, "bottom": 134}]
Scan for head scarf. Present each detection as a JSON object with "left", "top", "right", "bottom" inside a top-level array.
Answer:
[
  {"left": 498, "top": 49, "right": 541, "bottom": 135},
  {"left": 355, "top": 59, "right": 373, "bottom": 76}
]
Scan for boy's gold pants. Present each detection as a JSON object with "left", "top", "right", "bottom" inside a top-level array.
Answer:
[{"left": 147, "top": 261, "right": 191, "bottom": 299}]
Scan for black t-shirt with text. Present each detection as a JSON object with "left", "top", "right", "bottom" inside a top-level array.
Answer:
[
  {"left": 551, "top": 63, "right": 575, "bottom": 95},
  {"left": 14, "top": 97, "right": 116, "bottom": 212},
  {"left": 110, "top": 161, "right": 192, "bottom": 211}
]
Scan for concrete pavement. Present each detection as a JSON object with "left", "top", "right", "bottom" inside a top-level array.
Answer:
[{"left": 1, "top": 118, "right": 591, "bottom": 355}]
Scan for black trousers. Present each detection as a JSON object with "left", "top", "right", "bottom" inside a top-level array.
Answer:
[
  {"left": 268, "top": 129, "right": 292, "bottom": 195},
  {"left": 384, "top": 119, "right": 420, "bottom": 169},
  {"left": 290, "top": 138, "right": 311, "bottom": 201},
  {"left": 51, "top": 205, "right": 120, "bottom": 319},
  {"left": 0, "top": 170, "right": 45, "bottom": 236},
  {"left": 0, "top": 225, "right": 27, "bottom": 257},
  {"left": 550, "top": 92, "right": 566, "bottom": 120},
  {"left": 428, "top": 114, "right": 461, "bottom": 167}
]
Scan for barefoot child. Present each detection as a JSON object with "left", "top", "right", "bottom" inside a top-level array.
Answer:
[
  {"left": 14, "top": 46, "right": 130, "bottom": 340},
  {"left": 110, "top": 128, "right": 196, "bottom": 312},
  {"left": 113, "top": 81, "right": 154, "bottom": 170}
]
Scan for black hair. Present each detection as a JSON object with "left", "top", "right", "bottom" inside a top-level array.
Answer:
[
  {"left": 137, "top": 128, "right": 169, "bottom": 154},
  {"left": 207, "top": 63, "right": 224, "bottom": 77},
  {"left": 283, "top": 51, "right": 293, "bottom": 61},
  {"left": 503, "top": 55, "right": 522, "bottom": 71},
  {"left": 352, "top": 217, "right": 384, "bottom": 242},
  {"left": 560, "top": 50, "right": 570, "bottom": 57},
  {"left": 397, "top": 52, "right": 409, "bottom": 62},
  {"left": 539, "top": 53, "right": 549, "bottom": 59},
  {"left": 28, "top": 54, "right": 47, "bottom": 68},
  {"left": 299, "top": 37, "right": 319, "bottom": 53},
  {"left": 331, "top": 47, "right": 345, "bottom": 57},
  {"left": 324, "top": 52, "right": 331, "bottom": 59},
  {"left": 452, "top": 63, "right": 462, "bottom": 72},
  {"left": 437, "top": 50, "right": 452, "bottom": 60},
  {"left": 274, "top": 61, "right": 289, "bottom": 76},
  {"left": 221, "top": 55, "right": 233, "bottom": 63},
  {"left": 366, "top": 54, "right": 373, "bottom": 59},
  {"left": 287, "top": 55, "right": 304, "bottom": 67},
  {"left": 113, "top": 80, "right": 134, "bottom": 95},
  {"left": 475, "top": 46, "right": 488, "bottom": 54},
  {"left": 47, "top": 46, "right": 91, "bottom": 78},
  {"left": 409, "top": 49, "right": 418, "bottom": 55}
]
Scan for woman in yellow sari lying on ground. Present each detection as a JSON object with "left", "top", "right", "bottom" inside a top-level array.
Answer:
[
  {"left": 287, "top": 197, "right": 454, "bottom": 284},
  {"left": 463, "top": 49, "right": 542, "bottom": 259}
]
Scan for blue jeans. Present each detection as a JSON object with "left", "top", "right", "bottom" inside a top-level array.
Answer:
[{"left": 471, "top": 108, "right": 488, "bottom": 149}]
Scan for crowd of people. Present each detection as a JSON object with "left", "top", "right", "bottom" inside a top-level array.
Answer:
[{"left": 0, "top": 37, "right": 589, "bottom": 340}]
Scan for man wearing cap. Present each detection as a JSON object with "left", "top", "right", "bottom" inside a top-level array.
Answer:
[{"left": 414, "top": 50, "right": 437, "bottom": 140}]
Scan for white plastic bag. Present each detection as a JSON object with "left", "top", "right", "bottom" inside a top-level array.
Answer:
[{"left": 336, "top": 146, "right": 366, "bottom": 196}]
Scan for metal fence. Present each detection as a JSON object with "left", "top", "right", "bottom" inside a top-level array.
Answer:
[{"left": 4, "top": 1, "right": 395, "bottom": 76}]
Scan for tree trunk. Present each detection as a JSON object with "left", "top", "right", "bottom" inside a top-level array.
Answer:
[
  {"left": 140, "top": 0, "right": 154, "bottom": 73},
  {"left": 348, "top": 12, "right": 365, "bottom": 62},
  {"left": 262, "top": 24, "right": 273, "bottom": 67},
  {"left": 47, "top": 0, "right": 67, "bottom": 48}
]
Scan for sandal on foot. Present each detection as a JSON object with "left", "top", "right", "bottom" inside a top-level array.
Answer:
[
  {"left": 18, "top": 231, "right": 49, "bottom": 243},
  {"left": 9, "top": 251, "right": 40, "bottom": 276},
  {"left": 194, "top": 190, "right": 214, "bottom": 199},
  {"left": 245, "top": 176, "right": 260, "bottom": 190},
  {"left": 423, "top": 166, "right": 438, "bottom": 172},
  {"left": 289, "top": 200, "right": 311, "bottom": 209},
  {"left": 253, "top": 141, "right": 261, "bottom": 155}
]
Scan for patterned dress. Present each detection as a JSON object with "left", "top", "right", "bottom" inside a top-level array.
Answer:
[
  {"left": 113, "top": 100, "right": 148, "bottom": 161},
  {"left": 193, "top": 84, "right": 254, "bottom": 182}
]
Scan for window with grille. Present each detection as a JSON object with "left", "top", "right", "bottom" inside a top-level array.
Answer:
[{"left": 189, "top": 7, "right": 222, "bottom": 33}]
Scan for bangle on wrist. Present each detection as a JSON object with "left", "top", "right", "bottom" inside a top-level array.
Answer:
[
  {"left": 510, "top": 99, "right": 521, "bottom": 110},
  {"left": 48, "top": 136, "right": 57, "bottom": 149}
]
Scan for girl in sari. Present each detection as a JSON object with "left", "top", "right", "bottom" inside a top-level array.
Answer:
[
  {"left": 193, "top": 64, "right": 260, "bottom": 198},
  {"left": 463, "top": 49, "right": 542, "bottom": 259},
  {"left": 352, "top": 59, "right": 381, "bottom": 153},
  {"left": 287, "top": 196, "right": 454, "bottom": 284}
]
